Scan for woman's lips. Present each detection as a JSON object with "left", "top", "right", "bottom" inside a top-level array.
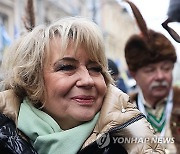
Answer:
[{"left": 72, "top": 95, "right": 95, "bottom": 105}]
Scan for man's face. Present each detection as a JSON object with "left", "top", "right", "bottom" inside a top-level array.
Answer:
[{"left": 132, "top": 60, "right": 174, "bottom": 101}]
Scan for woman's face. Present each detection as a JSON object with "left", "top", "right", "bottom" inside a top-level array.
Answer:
[{"left": 43, "top": 38, "right": 107, "bottom": 130}]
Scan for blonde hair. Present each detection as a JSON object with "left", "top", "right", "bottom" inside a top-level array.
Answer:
[{"left": 1, "top": 17, "right": 113, "bottom": 103}]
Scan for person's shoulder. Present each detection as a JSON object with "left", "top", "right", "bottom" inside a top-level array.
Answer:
[
  {"left": 100, "top": 85, "right": 164, "bottom": 153},
  {"left": 173, "top": 85, "right": 180, "bottom": 101},
  {"left": 103, "top": 85, "right": 140, "bottom": 122},
  {"left": 106, "top": 84, "right": 138, "bottom": 107},
  {"left": 173, "top": 85, "right": 180, "bottom": 94},
  {"left": 173, "top": 85, "right": 180, "bottom": 106},
  {"left": 0, "top": 89, "right": 20, "bottom": 124}
]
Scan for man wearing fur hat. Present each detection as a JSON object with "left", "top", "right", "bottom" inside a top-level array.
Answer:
[{"left": 125, "top": 1, "right": 180, "bottom": 153}]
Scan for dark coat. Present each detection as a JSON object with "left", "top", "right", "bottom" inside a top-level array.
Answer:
[{"left": 0, "top": 113, "right": 37, "bottom": 154}]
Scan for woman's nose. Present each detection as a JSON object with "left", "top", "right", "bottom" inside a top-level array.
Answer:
[{"left": 76, "top": 67, "right": 95, "bottom": 88}]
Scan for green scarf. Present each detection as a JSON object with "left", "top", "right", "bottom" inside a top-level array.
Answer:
[{"left": 18, "top": 99, "right": 99, "bottom": 154}]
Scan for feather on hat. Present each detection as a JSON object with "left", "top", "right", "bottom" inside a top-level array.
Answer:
[
  {"left": 124, "top": 0, "right": 177, "bottom": 72},
  {"left": 22, "top": 0, "right": 35, "bottom": 31}
]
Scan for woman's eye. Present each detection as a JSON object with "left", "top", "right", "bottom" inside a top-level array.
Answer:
[
  {"left": 55, "top": 64, "right": 76, "bottom": 72},
  {"left": 89, "top": 66, "right": 102, "bottom": 73}
]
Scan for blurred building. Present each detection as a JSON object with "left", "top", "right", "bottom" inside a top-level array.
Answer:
[
  {"left": 0, "top": 0, "right": 137, "bottom": 70},
  {"left": 100, "top": 0, "right": 137, "bottom": 70}
]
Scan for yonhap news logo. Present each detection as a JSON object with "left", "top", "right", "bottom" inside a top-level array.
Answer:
[
  {"left": 96, "top": 133, "right": 110, "bottom": 148},
  {"left": 112, "top": 136, "right": 175, "bottom": 144},
  {"left": 96, "top": 133, "right": 175, "bottom": 148}
]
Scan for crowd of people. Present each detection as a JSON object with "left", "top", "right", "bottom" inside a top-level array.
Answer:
[{"left": 0, "top": 0, "right": 179, "bottom": 153}]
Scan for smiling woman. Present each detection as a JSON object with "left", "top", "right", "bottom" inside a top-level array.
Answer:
[
  {"left": 43, "top": 37, "right": 107, "bottom": 130},
  {"left": 0, "top": 16, "right": 165, "bottom": 154}
]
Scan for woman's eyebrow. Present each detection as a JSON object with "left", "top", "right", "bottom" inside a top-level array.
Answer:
[
  {"left": 54, "top": 57, "right": 78, "bottom": 66},
  {"left": 87, "top": 60, "right": 99, "bottom": 65},
  {"left": 61, "top": 57, "right": 78, "bottom": 62}
]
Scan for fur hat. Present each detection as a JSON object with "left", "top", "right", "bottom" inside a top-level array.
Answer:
[{"left": 124, "top": 1, "right": 177, "bottom": 72}]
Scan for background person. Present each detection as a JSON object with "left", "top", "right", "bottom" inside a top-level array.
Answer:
[
  {"left": 125, "top": 1, "right": 179, "bottom": 153},
  {"left": 108, "top": 58, "right": 128, "bottom": 93},
  {"left": 0, "top": 16, "right": 164, "bottom": 154}
]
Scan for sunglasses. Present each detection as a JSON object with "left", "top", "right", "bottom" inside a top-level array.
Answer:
[{"left": 162, "top": 18, "right": 180, "bottom": 43}]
